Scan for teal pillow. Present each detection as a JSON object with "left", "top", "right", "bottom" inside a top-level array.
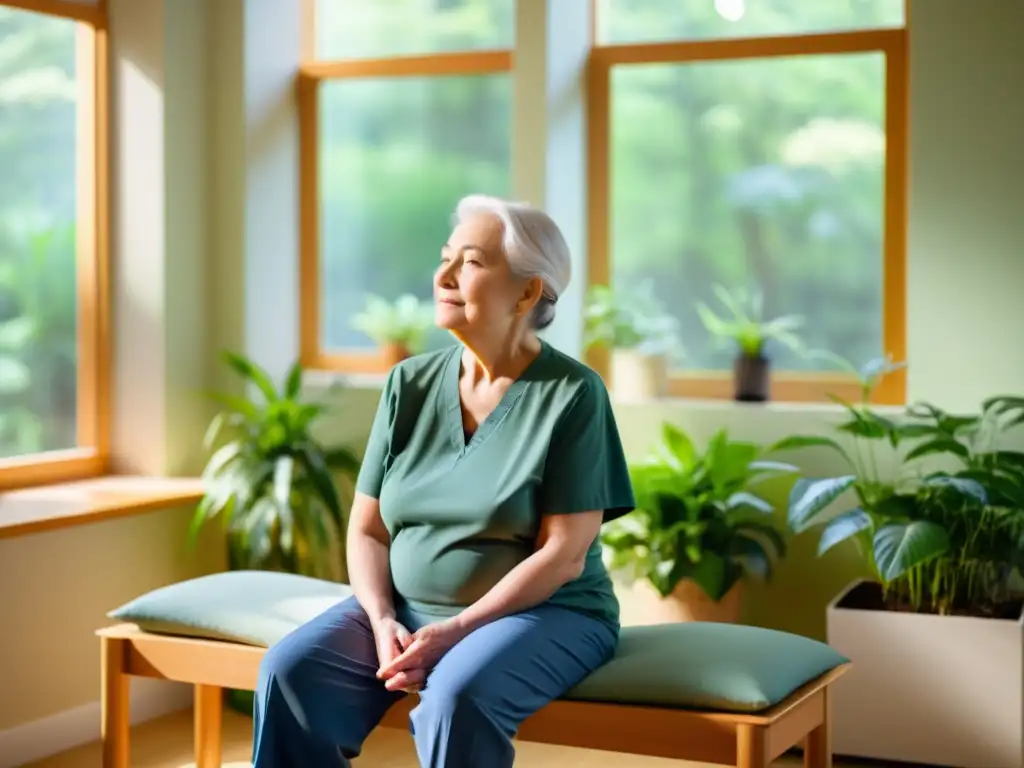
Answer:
[
  {"left": 569, "top": 622, "right": 848, "bottom": 712},
  {"left": 108, "top": 570, "right": 352, "bottom": 646},
  {"left": 109, "top": 571, "right": 846, "bottom": 713}
]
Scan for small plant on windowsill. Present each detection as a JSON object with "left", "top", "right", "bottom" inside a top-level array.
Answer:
[
  {"left": 583, "top": 282, "right": 682, "bottom": 402},
  {"left": 350, "top": 293, "right": 435, "bottom": 367},
  {"left": 696, "top": 284, "right": 804, "bottom": 403},
  {"left": 601, "top": 422, "right": 797, "bottom": 625},
  {"left": 191, "top": 351, "right": 361, "bottom": 582}
]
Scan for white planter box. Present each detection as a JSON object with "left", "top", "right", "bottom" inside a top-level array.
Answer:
[{"left": 827, "top": 578, "right": 1024, "bottom": 768}]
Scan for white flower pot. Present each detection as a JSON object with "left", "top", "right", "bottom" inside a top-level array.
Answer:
[
  {"left": 610, "top": 349, "right": 667, "bottom": 402},
  {"left": 827, "top": 578, "right": 1024, "bottom": 768}
]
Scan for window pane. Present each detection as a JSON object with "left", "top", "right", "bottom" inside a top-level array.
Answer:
[
  {"left": 0, "top": 8, "right": 79, "bottom": 458},
  {"left": 319, "top": 75, "right": 511, "bottom": 351},
  {"left": 316, "top": 0, "right": 514, "bottom": 59},
  {"left": 598, "top": 0, "right": 904, "bottom": 44},
  {"left": 610, "top": 54, "right": 885, "bottom": 372}
]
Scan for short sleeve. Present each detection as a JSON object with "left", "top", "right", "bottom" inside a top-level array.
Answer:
[
  {"left": 355, "top": 368, "right": 398, "bottom": 498},
  {"left": 537, "top": 377, "right": 635, "bottom": 522}
]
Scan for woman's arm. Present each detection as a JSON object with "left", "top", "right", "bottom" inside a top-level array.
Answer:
[
  {"left": 377, "top": 511, "right": 603, "bottom": 681},
  {"left": 452, "top": 510, "right": 603, "bottom": 636},
  {"left": 346, "top": 491, "right": 397, "bottom": 627}
]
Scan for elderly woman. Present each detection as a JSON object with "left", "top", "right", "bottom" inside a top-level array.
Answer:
[{"left": 253, "top": 195, "right": 635, "bottom": 767}]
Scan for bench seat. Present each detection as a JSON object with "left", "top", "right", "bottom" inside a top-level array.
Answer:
[{"left": 99, "top": 570, "right": 849, "bottom": 768}]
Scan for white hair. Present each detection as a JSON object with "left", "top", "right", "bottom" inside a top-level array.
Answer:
[{"left": 453, "top": 194, "right": 572, "bottom": 330}]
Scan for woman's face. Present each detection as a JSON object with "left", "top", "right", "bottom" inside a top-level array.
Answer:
[{"left": 434, "top": 212, "right": 540, "bottom": 335}]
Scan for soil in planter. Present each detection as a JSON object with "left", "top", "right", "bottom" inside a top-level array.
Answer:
[{"left": 839, "top": 580, "right": 1023, "bottom": 620}]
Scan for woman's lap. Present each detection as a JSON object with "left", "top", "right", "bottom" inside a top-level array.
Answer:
[{"left": 258, "top": 594, "right": 617, "bottom": 734}]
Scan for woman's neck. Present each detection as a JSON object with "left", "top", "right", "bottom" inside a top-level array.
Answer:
[{"left": 456, "top": 328, "right": 541, "bottom": 385}]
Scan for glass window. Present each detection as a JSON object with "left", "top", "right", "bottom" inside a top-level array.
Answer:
[
  {"left": 318, "top": 74, "right": 511, "bottom": 351},
  {"left": 316, "top": 0, "right": 515, "bottom": 59},
  {"left": 609, "top": 53, "right": 886, "bottom": 371},
  {"left": 0, "top": 6, "right": 80, "bottom": 458},
  {"left": 597, "top": 0, "right": 904, "bottom": 44}
]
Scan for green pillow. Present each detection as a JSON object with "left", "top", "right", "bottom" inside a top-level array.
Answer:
[
  {"left": 108, "top": 570, "right": 352, "bottom": 646},
  {"left": 567, "top": 622, "right": 847, "bottom": 712},
  {"left": 108, "top": 571, "right": 846, "bottom": 713}
]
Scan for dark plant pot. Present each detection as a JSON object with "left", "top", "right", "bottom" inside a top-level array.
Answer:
[{"left": 733, "top": 354, "right": 770, "bottom": 402}]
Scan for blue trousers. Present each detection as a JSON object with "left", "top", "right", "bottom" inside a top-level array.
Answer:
[{"left": 252, "top": 595, "right": 617, "bottom": 767}]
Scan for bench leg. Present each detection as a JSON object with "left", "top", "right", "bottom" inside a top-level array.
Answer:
[
  {"left": 736, "top": 723, "right": 768, "bottom": 768},
  {"left": 194, "top": 684, "right": 224, "bottom": 768},
  {"left": 804, "top": 689, "right": 832, "bottom": 768},
  {"left": 100, "top": 636, "right": 130, "bottom": 768}
]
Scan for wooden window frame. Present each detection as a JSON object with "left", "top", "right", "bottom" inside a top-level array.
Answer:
[
  {"left": 296, "top": 1, "right": 513, "bottom": 373},
  {"left": 586, "top": 14, "right": 910, "bottom": 406},
  {"left": 0, "top": 0, "right": 110, "bottom": 491},
  {"left": 299, "top": 3, "right": 908, "bottom": 407}
]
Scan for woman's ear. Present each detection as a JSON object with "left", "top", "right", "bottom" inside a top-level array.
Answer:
[{"left": 516, "top": 276, "right": 545, "bottom": 316}]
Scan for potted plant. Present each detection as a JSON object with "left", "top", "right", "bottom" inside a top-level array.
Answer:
[
  {"left": 191, "top": 351, "right": 361, "bottom": 582},
  {"left": 772, "top": 364, "right": 1024, "bottom": 767},
  {"left": 695, "top": 284, "right": 804, "bottom": 402},
  {"left": 351, "top": 293, "right": 434, "bottom": 367},
  {"left": 583, "top": 282, "right": 681, "bottom": 402},
  {"left": 601, "top": 422, "right": 797, "bottom": 625}
]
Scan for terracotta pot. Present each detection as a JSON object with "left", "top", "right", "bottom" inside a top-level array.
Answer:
[
  {"left": 734, "top": 353, "right": 770, "bottom": 402},
  {"left": 381, "top": 342, "right": 411, "bottom": 368},
  {"left": 617, "top": 577, "right": 744, "bottom": 626}
]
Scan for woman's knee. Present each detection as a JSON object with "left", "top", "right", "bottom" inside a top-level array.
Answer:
[{"left": 414, "top": 675, "right": 499, "bottom": 729}]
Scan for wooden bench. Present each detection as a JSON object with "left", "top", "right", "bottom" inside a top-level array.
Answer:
[{"left": 97, "top": 623, "right": 846, "bottom": 768}]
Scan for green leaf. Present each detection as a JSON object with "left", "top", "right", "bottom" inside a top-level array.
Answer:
[
  {"left": 734, "top": 521, "right": 787, "bottom": 560},
  {"left": 904, "top": 438, "right": 969, "bottom": 463},
  {"left": 661, "top": 423, "right": 696, "bottom": 469},
  {"left": 922, "top": 475, "right": 987, "bottom": 504},
  {"left": 298, "top": 442, "right": 343, "bottom": 529},
  {"left": 818, "top": 508, "right": 873, "bottom": 555},
  {"left": 208, "top": 391, "right": 260, "bottom": 421},
  {"left": 273, "top": 456, "right": 295, "bottom": 553},
  {"left": 202, "top": 441, "right": 245, "bottom": 480},
  {"left": 747, "top": 459, "right": 799, "bottom": 474},
  {"left": 787, "top": 476, "right": 857, "bottom": 532},
  {"left": 726, "top": 491, "right": 773, "bottom": 515},
  {"left": 873, "top": 521, "right": 950, "bottom": 582},
  {"left": 283, "top": 361, "right": 304, "bottom": 399},
  {"left": 222, "top": 350, "right": 279, "bottom": 403},
  {"left": 686, "top": 552, "right": 729, "bottom": 601},
  {"left": 730, "top": 535, "right": 772, "bottom": 581},
  {"left": 770, "top": 434, "right": 851, "bottom": 465}
]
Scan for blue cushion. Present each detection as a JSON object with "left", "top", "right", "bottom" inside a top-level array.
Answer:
[{"left": 108, "top": 570, "right": 847, "bottom": 712}]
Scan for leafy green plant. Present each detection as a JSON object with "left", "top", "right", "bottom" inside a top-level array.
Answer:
[
  {"left": 696, "top": 284, "right": 804, "bottom": 359},
  {"left": 191, "top": 351, "right": 361, "bottom": 580},
  {"left": 601, "top": 422, "right": 797, "bottom": 601},
  {"left": 351, "top": 293, "right": 434, "bottom": 352},
  {"left": 583, "top": 282, "right": 681, "bottom": 358},
  {"left": 773, "top": 361, "right": 1024, "bottom": 617}
]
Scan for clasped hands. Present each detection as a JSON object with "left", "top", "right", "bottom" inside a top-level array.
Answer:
[{"left": 373, "top": 616, "right": 467, "bottom": 693}]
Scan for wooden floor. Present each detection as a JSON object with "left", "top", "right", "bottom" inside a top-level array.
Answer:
[{"left": 24, "top": 706, "right": 875, "bottom": 768}]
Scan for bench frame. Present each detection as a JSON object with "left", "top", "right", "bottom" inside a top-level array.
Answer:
[{"left": 96, "top": 623, "right": 846, "bottom": 768}]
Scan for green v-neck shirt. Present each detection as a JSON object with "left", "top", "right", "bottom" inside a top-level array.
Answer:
[{"left": 355, "top": 340, "right": 635, "bottom": 632}]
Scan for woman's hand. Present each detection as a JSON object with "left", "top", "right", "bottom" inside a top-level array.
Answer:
[
  {"left": 372, "top": 617, "right": 427, "bottom": 693},
  {"left": 376, "top": 617, "right": 468, "bottom": 683}
]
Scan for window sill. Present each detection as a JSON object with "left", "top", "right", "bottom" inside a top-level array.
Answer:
[
  {"left": 0, "top": 475, "right": 205, "bottom": 540},
  {"left": 304, "top": 370, "right": 904, "bottom": 416}
]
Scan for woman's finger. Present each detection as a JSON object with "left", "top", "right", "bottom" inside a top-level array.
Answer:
[{"left": 379, "top": 638, "right": 424, "bottom": 676}]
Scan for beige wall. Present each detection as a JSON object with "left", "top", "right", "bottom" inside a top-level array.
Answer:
[{"left": 0, "top": 0, "right": 1021, "bottom": 745}]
